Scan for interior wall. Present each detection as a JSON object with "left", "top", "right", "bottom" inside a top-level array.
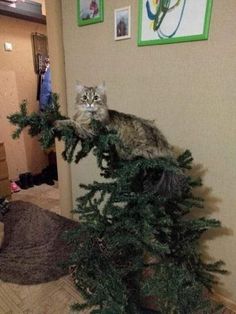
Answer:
[
  {"left": 61, "top": 0, "right": 236, "bottom": 302},
  {"left": 45, "top": 0, "right": 73, "bottom": 218},
  {"left": 0, "top": 14, "right": 48, "bottom": 179}
]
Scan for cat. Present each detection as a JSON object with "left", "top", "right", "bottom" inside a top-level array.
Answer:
[
  {"left": 56, "top": 82, "right": 173, "bottom": 160},
  {"left": 56, "top": 82, "right": 185, "bottom": 196}
]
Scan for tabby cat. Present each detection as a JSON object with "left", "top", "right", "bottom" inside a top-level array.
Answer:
[{"left": 56, "top": 82, "right": 173, "bottom": 160}]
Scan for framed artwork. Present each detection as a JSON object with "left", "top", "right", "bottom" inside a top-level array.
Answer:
[
  {"left": 114, "top": 6, "right": 131, "bottom": 41},
  {"left": 31, "top": 33, "right": 48, "bottom": 74},
  {"left": 138, "top": 0, "right": 213, "bottom": 46},
  {"left": 77, "top": 0, "right": 104, "bottom": 26}
]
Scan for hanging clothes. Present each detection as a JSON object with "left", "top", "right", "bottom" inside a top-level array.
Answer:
[{"left": 39, "top": 65, "right": 52, "bottom": 111}]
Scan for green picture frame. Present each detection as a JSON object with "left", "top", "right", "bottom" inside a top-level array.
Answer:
[
  {"left": 138, "top": 0, "right": 213, "bottom": 46},
  {"left": 77, "top": 0, "right": 104, "bottom": 27}
]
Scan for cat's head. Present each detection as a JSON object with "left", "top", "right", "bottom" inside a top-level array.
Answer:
[{"left": 75, "top": 82, "right": 108, "bottom": 122}]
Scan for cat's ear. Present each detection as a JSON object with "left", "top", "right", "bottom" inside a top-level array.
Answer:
[
  {"left": 96, "top": 81, "right": 106, "bottom": 94},
  {"left": 75, "top": 81, "right": 84, "bottom": 94}
]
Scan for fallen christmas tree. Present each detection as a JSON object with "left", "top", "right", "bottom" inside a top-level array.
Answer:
[{"left": 8, "top": 94, "right": 226, "bottom": 313}]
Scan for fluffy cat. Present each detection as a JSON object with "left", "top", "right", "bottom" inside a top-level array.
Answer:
[{"left": 56, "top": 82, "right": 173, "bottom": 160}]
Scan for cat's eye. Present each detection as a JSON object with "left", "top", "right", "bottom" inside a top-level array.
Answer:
[
  {"left": 82, "top": 95, "right": 87, "bottom": 101},
  {"left": 94, "top": 95, "right": 99, "bottom": 101}
]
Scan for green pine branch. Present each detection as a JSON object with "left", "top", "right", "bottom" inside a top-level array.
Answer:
[{"left": 8, "top": 96, "right": 226, "bottom": 313}]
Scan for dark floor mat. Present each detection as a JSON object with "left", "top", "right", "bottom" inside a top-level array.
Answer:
[{"left": 0, "top": 200, "right": 78, "bottom": 285}]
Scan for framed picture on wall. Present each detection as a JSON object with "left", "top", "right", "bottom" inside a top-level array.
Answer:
[
  {"left": 77, "top": 0, "right": 104, "bottom": 26},
  {"left": 138, "top": 0, "right": 213, "bottom": 46},
  {"left": 32, "top": 33, "right": 48, "bottom": 74},
  {"left": 114, "top": 6, "right": 131, "bottom": 41}
]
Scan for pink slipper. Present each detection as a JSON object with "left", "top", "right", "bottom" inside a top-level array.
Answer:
[{"left": 10, "top": 181, "right": 21, "bottom": 193}]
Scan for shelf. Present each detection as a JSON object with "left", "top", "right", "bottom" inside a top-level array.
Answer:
[{"left": 0, "top": 2, "right": 46, "bottom": 24}]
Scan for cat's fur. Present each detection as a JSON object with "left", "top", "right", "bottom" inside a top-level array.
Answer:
[{"left": 56, "top": 82, "right": 173, "bottom": 160}]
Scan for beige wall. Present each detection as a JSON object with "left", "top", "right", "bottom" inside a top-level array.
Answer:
[
  {"left": 0, "top": 14, "right": 48, "bottom": 180},
  {"left": 60, "top": 0, "right": 236, "bottom": 302},
  {"left": 45, "top": 0, "right": 73, "bottom": 217}
]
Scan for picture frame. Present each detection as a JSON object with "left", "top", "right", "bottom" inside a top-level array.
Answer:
[
  {"left": 31, "top": 33, "right": 48, "bottom": 74},
  {"left": 77, "top": 0, "right": 104, "bottom": 26},
  {"left": 138, "top": 0, "right": 213, "bottom": 46},
  {"left": 114, "top": 6, "right": 131, "bottom": 41}
]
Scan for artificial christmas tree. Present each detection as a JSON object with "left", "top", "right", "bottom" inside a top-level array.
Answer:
[{"left": 8, "top": 95, "right": 226, "bottom": 313}]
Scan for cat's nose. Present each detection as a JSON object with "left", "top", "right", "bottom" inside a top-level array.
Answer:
[
  {"left": 86, "top": 103, "right": 95, "bottom": 111},
  {"left": 87, "top": 103, "right": 94, "bottom": 108}
]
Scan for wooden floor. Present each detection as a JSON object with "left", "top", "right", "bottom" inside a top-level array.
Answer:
[
  {"left": 0, "top": 275, "right": 89, "bottom": 314},
  {"left": 0, "top": 184, "right": 89, "bottom": 314}
]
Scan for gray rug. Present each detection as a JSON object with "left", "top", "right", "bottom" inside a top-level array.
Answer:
[{"left": 0, "top": 201, "right": 78, "bottom": 285}]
